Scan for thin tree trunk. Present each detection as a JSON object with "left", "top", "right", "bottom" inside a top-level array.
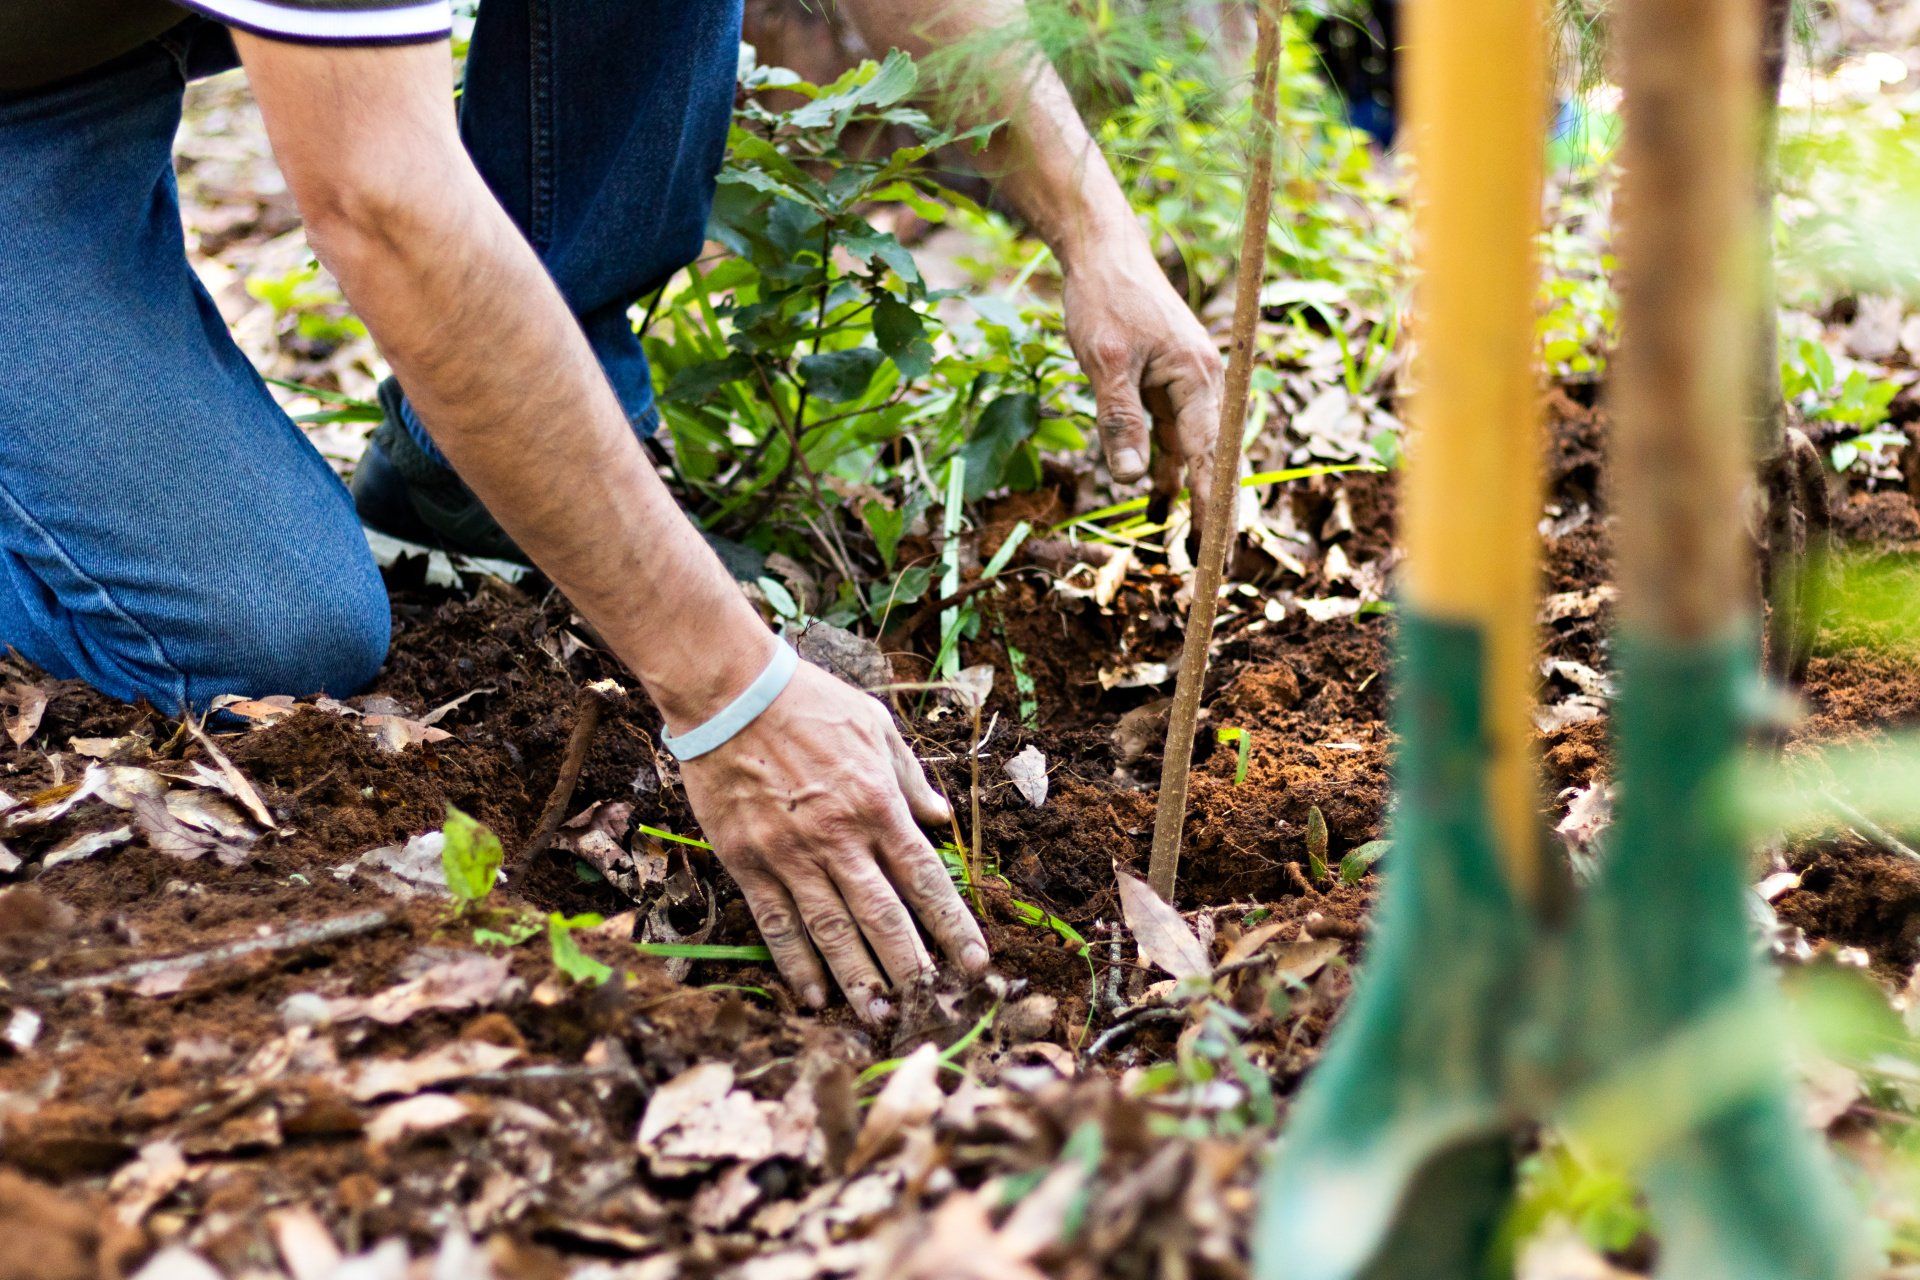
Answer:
[{"left": 1146, "top": 0, "right": 1284, "bottom": 902}]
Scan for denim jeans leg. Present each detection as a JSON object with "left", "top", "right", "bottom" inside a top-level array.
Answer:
[
  {"left": 387, "top": 0, "right": 745, "bottom": 463},
  {"left": 0, "top": 38, "right": 390, "bottom": 710}
]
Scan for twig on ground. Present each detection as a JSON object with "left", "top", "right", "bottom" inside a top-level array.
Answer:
[
  {"left": 1085, "top": 1006, "right": 1186, "bottom": 1057},
  {"left": 524, "top": 681, "right": 618, "bottom": 860},
  {"left": 28, "top": 909, "right": 393, "bottom": 998},
  {"left": 1303, "top": 915, "right": 1365, "bottom": 941},
  {"left": 885, "top": 577, "right": 1004, "bottom": 638},
  {"left": 1284, "top": 861, "right": 1316, "bottom": 897},
  {"left": 1147, "top": 0, "right": 1284, "bottom": 903}
]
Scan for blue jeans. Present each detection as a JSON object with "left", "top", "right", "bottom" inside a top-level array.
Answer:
[{"left": 0, "top": 1, "right": 741, "bottom": 710}]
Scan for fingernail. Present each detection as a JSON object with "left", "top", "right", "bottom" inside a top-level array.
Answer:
[
  {"left": 867, "top": 996, "right": 892, "bottom": 1022},
  {"left": 804, "top": 984, "right": 827, "bottom": 1009},
  {"left": 1112, "top": 447, "right": 1145, "bottom": 478},
  {"left": 961, "top": 943, "right": 989, "bottom": 973}
]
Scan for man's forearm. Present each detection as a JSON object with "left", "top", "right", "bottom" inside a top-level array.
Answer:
[
  {"left": 835, "top": 0, "right": 1147, "bottom": 271},
  {"left": 239, "top": 36, "right": 773, "bottom": 730},
  {"left": 331, "top": 187, "right": 772, "bottom": 726}
]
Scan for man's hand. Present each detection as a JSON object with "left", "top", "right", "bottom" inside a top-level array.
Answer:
[
  {"left": 677, "top": 663, "right": 989, "bottom": 1023},
  {"left": 833, "top": 0, "right": 1227, "bottom": 513},
  {"left": 1062, "top": 240, "right": 1226, "bottom": 512}
]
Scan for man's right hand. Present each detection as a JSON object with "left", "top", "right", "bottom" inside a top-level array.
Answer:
[{"left": 676, "top": 660, "right": 990, "bottom": 1023}]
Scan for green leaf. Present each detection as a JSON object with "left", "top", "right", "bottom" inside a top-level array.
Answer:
[
  {"left": 787, "top": 51, "right": 919, "bottom": 130},
  {"left": 797, "top": 347, "right": 884, "bottom": 403},
  {"left": 474, "top": 915, "right": 541, "bottom": 948},
  {"left": 1216, "top": 726, "right": 1251, "bottom": 785},
  {"left": 872, "top": 294, "right": 934, "bottom": 378},
  {"left": 548, "top": 912, "right": 613, "bottom": 986},
  {"left": 666, "top": 353, "right": 755, "bottom": 403},
  {"left": 1339, "top": 839, "right": 1390, "bottom": 884},
  {"left": 842, "top": 227, "right": 923, "bottom": 286},
  {"left": 442, "top": 805, "right": 503, "bottom": 908},
  {"left": 959, "top": 392, "right": 1042, "bottom": 500},
  {"left": 863, "top": 500, "right": 909, "bottom": 568}
]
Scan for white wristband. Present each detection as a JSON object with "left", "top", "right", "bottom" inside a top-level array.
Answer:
[{"left": 659, "top": 641, "right": 799, "bottom": 761}]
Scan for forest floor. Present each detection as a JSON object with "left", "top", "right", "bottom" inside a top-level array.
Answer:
[
  {"left": 6, "top": 389, "right": 1920, "bottom": 1280},
  {"left": 8, "top": 46, "right": 1920, "bottom": 1280}
]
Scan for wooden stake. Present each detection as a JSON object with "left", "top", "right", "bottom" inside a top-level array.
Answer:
[
  {"left": 1147, "top": 0, "right": 1284, "bottom": 903},
  {"left": 1612, "top": 0, "right": 1761, "bottom": 639}
]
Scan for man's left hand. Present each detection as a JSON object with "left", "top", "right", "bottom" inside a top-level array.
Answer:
[{"left": 1062, "top": 240, "right": 1226, "bottom": 512}]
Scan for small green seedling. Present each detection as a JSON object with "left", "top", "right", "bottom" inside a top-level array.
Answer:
[
  {"left": 473, "top": 914, "right": 541, "bottom": 948},
  {"left": 1216, "top": 726, "right": 1252, "bottom": 785},
  {"left": 548, "top": 912, "right": 613, "bottom": 986},
  {"left": 442, "top": 805, "right": 503, "bottom": 913},
  {"left": 1306, "top": 805, "right": 1330, "bottom": 883},
  {"left": 1339, "top": 839, "right": 1390, "bottom": 885}
]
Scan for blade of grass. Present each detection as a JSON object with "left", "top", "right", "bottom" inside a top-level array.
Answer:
[{"left": 633, "top": 941, "right": 773, "bottom": 961}]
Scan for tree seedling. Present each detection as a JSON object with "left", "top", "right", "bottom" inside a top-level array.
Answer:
[
  {"left": 1216, "top": 726, "right": 1251, "bottom": 785},
  {"left": 441, "top": 804, "right": 502, "bottom": 914},
  {"left": 1305, "top": 805, "right": 1330, "bottom": 884},
  {"left": 1147, "top": 0, "right": 1285, "bottom": 903},
  {"left": 547, "top": 912, "right": 614, "bottom": 986}
]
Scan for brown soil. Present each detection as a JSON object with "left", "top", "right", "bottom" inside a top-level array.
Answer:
[{"left": 4, "top": 400, "right": 1919, "bottom": 1276}]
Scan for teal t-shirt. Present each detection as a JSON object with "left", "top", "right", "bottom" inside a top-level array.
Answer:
[{"left": 0, "top": 0, "right": 451, "bottom": 92}]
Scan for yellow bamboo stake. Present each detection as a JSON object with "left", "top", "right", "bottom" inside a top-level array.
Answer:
[
  {"left": 1398, "top": 0, "right": 1551, "bottom": 905},
  {"left": 1147, "top": 0, "right": 1284, "bottom": 902}
]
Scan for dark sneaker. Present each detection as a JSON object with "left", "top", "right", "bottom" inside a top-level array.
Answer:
[
  {"left": 350, "top": 377, "right": 767, "bottom": 581},
  {"left": 351, "top": 379, "right": 529, "bottom": 564}
]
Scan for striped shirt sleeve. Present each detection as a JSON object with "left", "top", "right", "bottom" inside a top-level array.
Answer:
[{"left": 177, "top": 0, "right": 452, "bottom": 44}]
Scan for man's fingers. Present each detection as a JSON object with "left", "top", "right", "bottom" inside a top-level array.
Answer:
[
  {"left": 735, "top": 868, "right": 831, "bottom": 1011},
  {"left": 830, "top": 855, "right": 933, "bottom": 991},
  {"left": 789, "top": 873, "right": 892, "bottom": 1022},
  {"left": 1084, "top": 338, "right": 1152, "bottom": 482},
  {"left": 882, "top": 825, "right": 990, "bottom": 976},
  {"left": 887, "top": 728, "right": 953, "bottom": 829}
]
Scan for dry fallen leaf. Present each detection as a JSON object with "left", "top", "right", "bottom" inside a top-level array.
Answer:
[
  {"left": 1096, "top": 660, "right": 1171, "bottom": 691},
  {"left": 0, "top": 681, "right": 51, "bottom": 747},
  {"left": 1004, "top": 745, "right": 1049, "bottom": 808},
  {"left": 557, "top": 801, "right": 647, "bottom": 900},
  {"left": 364, "top": 714, "right": 454, "bottom": 752},
  {"left": 637, "top": 1062, "right": 776, "bottom": 1175},
  {"left": 796, "top": 622, "right": 891, "bottom": 692},
  {"left": 874, "top": 1191, "right": 1049, "bottom": 1280},
  {"left": 40, "top": 825, "right": 133, "bottom": 869},
  {"left": 109, "top": 1140, "right": 189, "bottom": 1229},
  {"left": 4, "top": 1008, "right": 41, "bottom": 1052},
  {"left": 343, "top": 831, "right": 450, "bottom": 898},
  {"left": 1555, "top": 783, "right": 1613, "bottom": 850},
  {"left": 347, "top": 1040, "right": 520, "bottom": 1102},
  {"left": 271, "top": 1205, "right": 343, "bottom": 1280},
  {"left": 366, "top": 1093, "right": 472, "bottom": 1149},
  {"left": 849, "top": 1043, "right": 943, "bottom": 1173},
  {"left": 129, "top": 1247, "right": 226, "bottom": 1280},
  {"left": 1115, "top": 866, "right": 1210, "bottom": 984},
  {"left": 321, "top": 954, "right": 512, "bottom": 1026},
  {"left": 184, "top": 720, "right": 277, "bottom": 830}
]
